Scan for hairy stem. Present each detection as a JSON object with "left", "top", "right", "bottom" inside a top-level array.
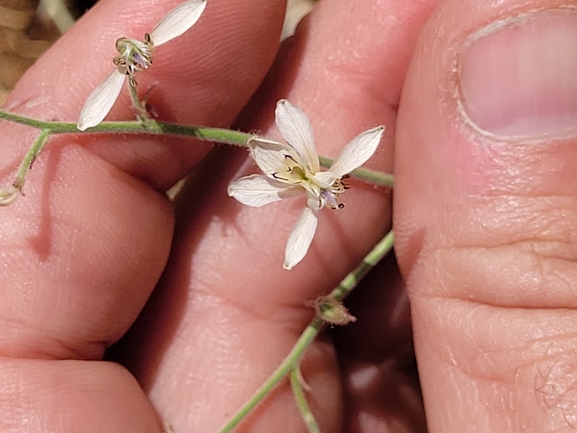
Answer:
[
  {"left": 0, "top": 110, "right": 394, "bottom": 188},
  {"left": 14, "top": 129, "right": 51, "bottom": 192},
  {"left": 128, "top": 78, "right": 149, "bottom": 122},
  {"left": 216, "top": 230, "right": 395, "bottom": 433},
  {"left": 290, "top": 367, "right": 321, "bottom": 433}
]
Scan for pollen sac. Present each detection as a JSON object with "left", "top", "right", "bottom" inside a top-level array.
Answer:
[{"left": 113, "top": 35, "right": 154, "bottom": 77}]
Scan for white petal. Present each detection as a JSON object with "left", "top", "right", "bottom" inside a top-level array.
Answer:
[
  {"left": 311, "top": 171, "right": 339, "bottom": 189},
  {"left": 306, "top": 192, "right": 322, "bottom": 211},
  {"left": 228, "top": 174, "right": 301, "bottom": 207},
  {"left": 150, "top": 0, "right": 207, "bottom": 46},
  {"left": 327, "top": 126, "right": 385, "bottom": 178},
  {"left": 275, "top": 99, "right": 319, "bottom": 172},
  {"left": 77, "top": 70, "right": 126, "bottom": 131},
  {"left": 284, "top": 206, "right": 318, "bottom": 270},
  {"left": 248, "top": 137, "right": 300, "bottom": 178}
]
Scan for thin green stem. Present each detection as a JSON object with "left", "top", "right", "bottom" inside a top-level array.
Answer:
[
  {"left": 128, "top": 78, "right": 149, "bottom": 121},
  {"left": 128, "top": 81, "right": 144, "bottom": 117},
  {"left": 330, "top": 229, "right": 395, "bottom": 301},
  {"left": 14, "top": 129, "right": 52, "bottom": 191},
  {"left": 290, "top": 367, "right": 321, "bottom": 433},
  {"left": 216, "top": 229, "right": 394, "bottom": 433},
  {"left": 0, "top": 110, "right": 394, "bottom": 188},
  {"left": 217, "top": 322, "right": 323, "bottom": 433},
  {"left": 1, "top": 129, "right": 52, "bottom": 205}
]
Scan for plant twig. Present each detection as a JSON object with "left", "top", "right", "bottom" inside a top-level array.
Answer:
[
  {"left": 290, "top": 366, "right": 321, "bottom": 433},
  {"left": 0, "top": 110, "right": 395, "bottom": 188},
  {"left": 216, "top": 230, "right": 395, "bottom": 432}
]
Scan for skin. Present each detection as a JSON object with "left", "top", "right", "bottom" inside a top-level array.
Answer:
[{"left": 1, "top": 0, "right": 576, "bottom": 431}]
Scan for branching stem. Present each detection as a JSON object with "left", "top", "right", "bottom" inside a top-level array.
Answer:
[
  {"left": 0, "top": 110, "right": 394, "bottom": 188},
  {"left": 217, "top": 230, "right": 395, "bottom": 432}
]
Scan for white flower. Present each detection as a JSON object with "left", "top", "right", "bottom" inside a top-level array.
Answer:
[
  {"left": 228, "top": 99, "right": 384, "bottom": 270},
  {"left": 77, "top": 0, "right": 207, "bottom": 131}
]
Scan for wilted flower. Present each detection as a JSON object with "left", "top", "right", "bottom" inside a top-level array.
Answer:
[
  {"left": 77, "top": 0, "right": 207, "bottom": 131},
  {"left": 0, "top": 186, "right": 19, "bottom": 206},
  {"left": 228, "top": 99, "right": 384, "bottom": 270},
  {"left": 314, "top": 296, "right": 357, "bottom": 325}
]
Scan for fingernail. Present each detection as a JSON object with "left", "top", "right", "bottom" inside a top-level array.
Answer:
[{"left": 458, "top": 8, "right": 577, "bottom": 139}]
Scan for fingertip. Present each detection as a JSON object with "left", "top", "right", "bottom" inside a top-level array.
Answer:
[
  {"left": 395, "top": 1, "right": 577, "bottom": 431},
  {"left": 395, "top": 0, "right": 577, "bottom": 306}
]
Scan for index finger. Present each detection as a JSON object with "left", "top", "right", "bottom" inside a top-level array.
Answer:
[{"left": 0, "top": 0, "right": 286, "bottom": 360}]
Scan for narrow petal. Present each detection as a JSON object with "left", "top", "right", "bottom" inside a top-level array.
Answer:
[
  {"left": 228, "top": 174, "right": 301, "bottom": 207},
  {"left": 306, "top": 192, "right": 322, "bottom": 211},
  {"left": 327, "top": 126, "right": 385, "bottom": 178},
  {"left": 150, "top": 0, "right": 207, "bottom": 46},
  {"left": 284, "top": 206, "right": 318, "bottom": 270},
  {"left": 275, "top": 99, "right": 320, "bottom": 172},
  {"left": 311, "top": 171, "right": 339, "bottom": 189},
  {"left": 248, "top": 137, "right": 297, "bottom": 178},
  {"left": 77, "top": 70, "right": 126, "bottom": 131}
]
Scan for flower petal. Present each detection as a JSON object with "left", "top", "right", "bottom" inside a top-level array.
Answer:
[
  {"left": 311, "top": 171, "right": 339, "bottom": 189},
  {"left": 284, "top": 206, "right": 318, "bottom": 270},
  {"left": 275, "top": 99, "right": 319, "bottom": 172},
  {"left": 150, "top": 0, "right": 207, "bottom": 46},
  {"left": 248, "top": 137, "right": 298, "bottom": 178},
  {"left": 306, "top": 192, "right": 322, "bottom": 211},
  {"left": 326, "top": 126, "right": 385, "bottom": 178},
  {"left": 77, "top": 69, "right": 126, "bottom": 131},
  {"left": 228, "top": 174, "right": 301, "bottom": 207}
]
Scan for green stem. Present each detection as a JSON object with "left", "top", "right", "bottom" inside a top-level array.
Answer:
[
  {"left": 330, "top": 229, "right": 395, "bottom": 301},
  {"left": 128, "top": 78, "right": 149, "bottom": 122},
  {"left": 1, "top": 129, "right": 52, "bottom": 205},
  {"left": 217, "top": 322, "right": 323, "bottom": 433},
  {"left": 0, "top": 110, "right": 394, "bottom": 188},
  {"left": 13, "top": 129, "right": 52, "bottom": 192},
  {"left": 216, "top": 229, "right": 394, "bottom": 433},
  {"left": 290, "top": 367, "right": 321, "bottom": 433}
]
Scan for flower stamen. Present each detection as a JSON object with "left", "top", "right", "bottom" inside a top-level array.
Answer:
[
  {"left": 77, "top": 0, "right": 207, "bottom": 131},
  {"left": 113, "top": 35, "right": 154, "bottom": 77}
]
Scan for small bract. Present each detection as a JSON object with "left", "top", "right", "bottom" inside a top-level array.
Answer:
[
  {"left": 77, "top": 0, "right": 207, "bottom": 131},
  {"left": 228, "top": 99, "right": 384, "bottom": 270}
]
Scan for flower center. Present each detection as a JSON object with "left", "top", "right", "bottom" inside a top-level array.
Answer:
[
  {"left": 272, "top": 154, "right": 311, "bottom": 185},
  {"left": 319, "top": 177, "right": 349, "bottom": 210},
  {"left": 113, "top": 33, "right": 154, "bottom": 77},
  {"left": 272, "top": 154, "right": 350, "bottom": 210}
]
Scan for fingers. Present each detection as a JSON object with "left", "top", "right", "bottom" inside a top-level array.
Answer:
[
  {"left": 394, "top": 0, "right": 577, "bottom": 431},
  {"left": 4, "top": 0, "right": 285, "bottom": 187},
  {"left": 0, "top": 359, "right": 163, "bottom": 433},
  {"left": 117, "top": 0, "right": 437, "bottom": 431},
  {"left": 0, "top": 0, "right": 285, "bottom": 430},
  {"left": 0, "top": 0, "right": 285, "bottom": 360}
]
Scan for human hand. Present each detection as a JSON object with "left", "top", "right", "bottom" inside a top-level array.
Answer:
[{"left": 3, "top": 0, "right": 577, "bottom": 431}]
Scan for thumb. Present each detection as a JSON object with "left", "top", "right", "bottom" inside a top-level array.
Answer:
[{"left": 395, "top": 0, "right": 577, "bottom": 431}]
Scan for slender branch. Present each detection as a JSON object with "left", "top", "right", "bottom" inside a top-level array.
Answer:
[
  {"left": 330, "top": 229, "right": 395, "bottom": 301},
  {"left": 216, "top": 229, "right": 394, "bottom": 433},
  {"left": 0, "top": 110, "right": 394, "bottom": 188},
  {"left": 290, "top": 367, "right": 321, "bottom": 433},
  {"left": 13, "top": 129, "right": 52, "bottom": 191},
  {"left": 217, "top": 322, "right": 323, "bottom": 433},
  {"left": 128, "top": 78, "right": 149, "bottom": 121},
  {"left": 0, "top": 129, "right": 52, "bottom": 205}
]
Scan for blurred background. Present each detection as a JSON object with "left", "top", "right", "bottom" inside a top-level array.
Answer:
[{"left": 0, "top": 0, "right": 317, "bottom": 106}]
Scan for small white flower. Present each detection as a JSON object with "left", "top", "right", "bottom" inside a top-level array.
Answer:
[
  {"left": 228, "top": 99, "right": 384, "bottom": 270},
  {"left": 77, "top": 0, "right": 207, "bottom": 131}
]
